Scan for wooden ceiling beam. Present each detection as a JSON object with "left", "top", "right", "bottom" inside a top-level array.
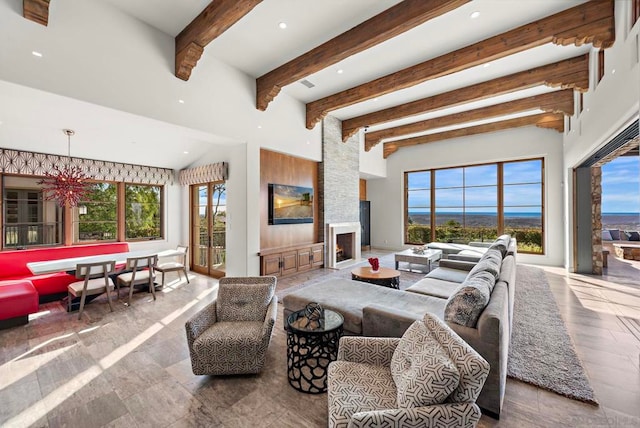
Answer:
[
  {"left": 255, "top": 0, "right": 469, "bottom": 111},
  {"left": 175, "top": 0, "right": 262, "bottom": 81},
  {"left": 365, "top": 89, "right": 574, "bottom": 151},
  {"left": 343, "top": 54, "right": 588, "bottom": 141},
  {"left": 382, "top": 113, "right": 565, "bottom": 158},
  {"left": 307, "top": 0, "right": 614, "bottom": 129},
  {"left": 23, "top": 0, "right": 50, "bottom": 26}
]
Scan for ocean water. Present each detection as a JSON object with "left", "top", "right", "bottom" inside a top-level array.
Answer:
[{"left": 407, "top": 212, "right": 640, "bottom": 230}]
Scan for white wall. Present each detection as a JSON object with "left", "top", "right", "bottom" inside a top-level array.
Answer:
[
  {"left": 562, "top": 0, "right": 640, "bottom": 269},
  {"left": 0, "top": 0, "right": 323, "bottom": 269},
  {"left": 359, "top": 132, "right": 387, "bottom": 178},
  {"left": 0, "top": 0, "right": 321, "bottom": 159},
  {"left": 368, "top": 126, "right": 565, "bottom": 266}
]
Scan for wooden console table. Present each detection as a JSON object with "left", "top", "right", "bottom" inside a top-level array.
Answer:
[{"left": 259, "top": 243, "right": 324, "bottom": 277}]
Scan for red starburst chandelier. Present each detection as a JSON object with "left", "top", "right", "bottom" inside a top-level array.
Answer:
[{"left": 38, "top": 129, "right": 91, "bottom": 207}]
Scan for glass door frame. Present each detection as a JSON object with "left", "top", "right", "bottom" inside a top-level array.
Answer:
[{"left": 190, "top": 182, "right": 226, "bottom": 279}]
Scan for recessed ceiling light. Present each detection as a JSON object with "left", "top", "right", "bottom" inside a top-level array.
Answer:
[
  {"left": 470, "top": 11, "right": 480, "bottom": 19},
  {"left": 183, "top": 151, "right": 189, "bottom": 154},
  {"left": 278, "top": 22, "right": 287, "bottom": 29},
  {"left": 611, "top": 69, "right": 616, "bottom": 74},
  {"left": 337, "top": 69, "right": 344, "bottom": 74},
  {"left": 586, "top": 108, "right": 590, "bottom": 112},
  {"left": 483, "top": 63, "right": 490, "bottom": 68},
  {"left": 257, "top": 125, "right": 262, "bottom": 129},
  {"left": 178, "top": 99, "right": 185, "bottom": 104},
  {"left": 32, "top": 51, "right": 43, "bottom": 57},
  {"left": 373, "top": 97, "right": 379, "bottom": 102}
]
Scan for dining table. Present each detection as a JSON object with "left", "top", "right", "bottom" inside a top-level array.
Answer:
[
  {"left": 27, "top": 248, "right": 183, "bottom": 312},
  {"left": 27, "top": 248, "right": 182, "bottom": 275}
]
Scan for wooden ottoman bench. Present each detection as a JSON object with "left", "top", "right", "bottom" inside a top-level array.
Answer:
[{"left": 0, "top": 280, "right": 39, "bottom": 329}]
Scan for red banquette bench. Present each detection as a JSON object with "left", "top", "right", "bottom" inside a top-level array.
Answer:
[{"left": 0, "top": 242, "right": 130, "bottom": 327}]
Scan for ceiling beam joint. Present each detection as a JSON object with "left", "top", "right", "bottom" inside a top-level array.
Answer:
[
  {"left": 23, "top": 0, "right": 50, "bottom": 26},
  {"left": 175, "top": 0, "right": 262, "bottom": 81}
]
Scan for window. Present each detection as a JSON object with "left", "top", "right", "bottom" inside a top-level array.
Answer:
[
  {"left": 405, "top": 159, "right": 544, "bottom": 254},
  {"left": 74, "top": 182, "right": 117, "bottom": 242},
  {"left": 406, "top": 171, "right": 431, "bottom": 244},
  {"left": 125, "top": 184, "right": 162, "bottom": 240},
  {"left": 503, "top": 160, "right": 543, "bottom": 253},
  {"left": 3, "top": 176, "right": 63, "bottom": 248}
]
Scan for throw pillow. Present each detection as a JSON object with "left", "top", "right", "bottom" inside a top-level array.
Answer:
[
  {"left": 390, "top": 321, "right": 460, "bottom": 408},
  {"left": 422, "top": 313, "right": 490, "bottom": 403},
  {"left": 216, "top": 282, "right": 275, "bottom": 322},
  {"left": 627, "top": 231, "right": 640, "bottom": 241},
  {"left": 601, "top": 230, "right": 613, "bottom": 241},
  {"left": 489, "top": 234, "right": 511, "bottom": 257},
  {"left": 468, "top": 249, "right": 502, "bottom": 280},
  {"left": 444, "top": 276, "right": 492, "bottom": 328}
]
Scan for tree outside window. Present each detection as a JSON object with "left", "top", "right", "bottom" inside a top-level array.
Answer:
[
  {"left": 125, "top": 184, "right": 162, "bottom": 240},
  {"left": 76, "top": 182, "right": 117, "bottom": 241}
]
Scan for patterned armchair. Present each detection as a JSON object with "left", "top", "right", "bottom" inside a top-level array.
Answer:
[
  {"left": 185, "top": 276, "right": 277, "bottom": 375},
  {"left": 328, "top": 313, "right": 490, "bottom": 428}
]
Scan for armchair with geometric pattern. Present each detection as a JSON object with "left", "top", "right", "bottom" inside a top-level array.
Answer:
[
  {"left": 184, "top": 276, "right": 277, "bottom": 376},
  {"left": 327, "top": 312, "right": 490, "bottom": 428}
]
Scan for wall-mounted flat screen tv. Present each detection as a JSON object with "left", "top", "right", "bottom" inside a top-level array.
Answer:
[{"left": 268, "top": 183, "right": 314, "bottom": 225}]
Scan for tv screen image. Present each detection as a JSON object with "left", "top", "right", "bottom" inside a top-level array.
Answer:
[{"left": 268, "top": 184, "right": 313, "bottom": 224}]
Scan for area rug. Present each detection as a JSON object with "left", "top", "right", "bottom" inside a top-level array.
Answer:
[{"left": 508, "top": 264, "right": 598, "bottom": 405}]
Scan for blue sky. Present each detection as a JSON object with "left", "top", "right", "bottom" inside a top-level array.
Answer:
[
  {"left": 601, "top": 156, "right": 640, "bottom": 213},
  {"left": 408, "top": 160, "right": 542, "bottom": 211}
]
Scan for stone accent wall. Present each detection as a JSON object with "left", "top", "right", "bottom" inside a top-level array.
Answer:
[
  {"left": 320, "top": 115, "right": 360, "bottom": 242},
  {"left": 591, "top": 166, "right": 603, "bottom": 275}
]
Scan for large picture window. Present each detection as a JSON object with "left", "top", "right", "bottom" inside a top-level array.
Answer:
[
  {"left": 2, "top": 176, "right": 63, "bottom": 248},
  {"left": 75, "top": 182, "right": 117, "bottom": 242},
  {"left": 405, "top": 158, "right": 544, "bottom": 254},
  {"left": 125, "top": 184, "right": 162, "bottom": 240}
]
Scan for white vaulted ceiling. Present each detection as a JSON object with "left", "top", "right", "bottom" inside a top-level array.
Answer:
[{"left": 0, "top": 0, "right": 595, "bottom": 168}]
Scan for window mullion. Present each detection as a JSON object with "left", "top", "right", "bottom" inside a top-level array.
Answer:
[
  {"left": 498, "top": 163, "right": 504, "bottom": 233},
  {"left": 117, "top": 182, "right": 125, "bottom": 242}
]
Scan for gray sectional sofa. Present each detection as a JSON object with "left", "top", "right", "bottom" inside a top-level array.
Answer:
[{"left": 282, "top": 235, "right": 517, "bottom": 419}]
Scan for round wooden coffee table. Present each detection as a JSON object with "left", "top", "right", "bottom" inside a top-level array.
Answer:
[{"left": 351, "top": 266, "right": 401, "bottom": 289}]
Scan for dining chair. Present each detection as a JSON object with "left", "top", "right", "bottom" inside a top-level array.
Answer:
[
  {"left": 115, "top": 254, "right": 158, "bottom": 306},
  {"left": 68, "top": 260, "right": 116, "bottom": 320},
  {"left": 155, "top": 245, "right": 189, "bottom": 287}
]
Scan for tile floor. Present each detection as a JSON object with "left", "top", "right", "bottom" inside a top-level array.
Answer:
[{"left": 1, "top": 252, "right": 639, "bottom": 427}]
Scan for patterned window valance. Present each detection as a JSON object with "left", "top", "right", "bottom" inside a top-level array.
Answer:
[
  {"left": 0, "top": 148, "right": 174, "bottom": 185},
  {"left": 179, "top": 162, "right": 228, "bottom": 185}
]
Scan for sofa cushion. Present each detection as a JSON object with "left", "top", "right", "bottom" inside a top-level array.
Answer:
[
  {"left": 488, "top": 234, "right": 511, "bottom": 258},
  {"left": 425, "top": 267, "right": 469, "bottom": 284},
  {"left": 391, "top": 321, "right": 460, "bottom": 408},
  {"left": 283, "top": 279, "right": 447, "bottom": 335},
  {"left": 216, "top": 283, "right": 275, "bottom": 322},
  {"left": 467, "top": 249, "right": 502, "bottom": 282},
  {"left": 443, "top": 274, "right": 492, "bottom": 328},
  {"left": 601, "top": 230, "right": 613, "bottom": 241},
  {"left": 406, "top": 278, "right": 460, "bottom": 299}
]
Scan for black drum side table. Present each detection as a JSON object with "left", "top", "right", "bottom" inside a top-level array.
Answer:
[{"left": 286, "top": 308, "right": 344, "bottom": 394}]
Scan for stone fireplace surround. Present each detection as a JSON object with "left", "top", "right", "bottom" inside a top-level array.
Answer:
[{"left": 327, "top": 222, "right": 361, "bottom": 269}]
